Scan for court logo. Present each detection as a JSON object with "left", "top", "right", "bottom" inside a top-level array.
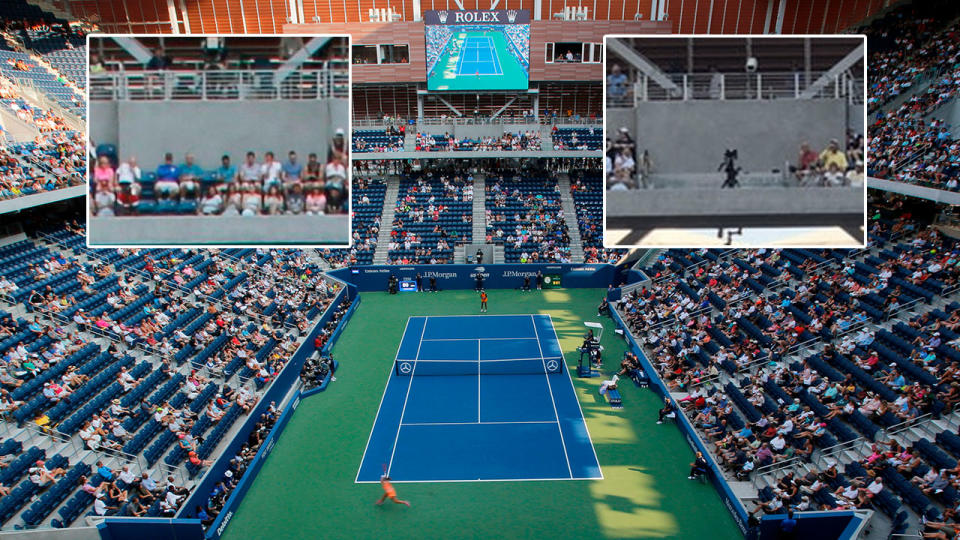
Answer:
[
  {"left": 216, "top": 511, "right": 234, "bottom": 536},
  {"left": 438, "top": 10, "right": 448, "bottom": 23},
  {"left": 546, "top": 359, "right": 559, "bottom": 372},
  {"left": 507, "top": 9, "right": 518, "bottom": 22},
  {"left": 398, "top": 361, "right": 413, "bottom": 374}
]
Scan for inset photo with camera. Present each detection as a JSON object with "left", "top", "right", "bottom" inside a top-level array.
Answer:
[{"left": 603, "top": 35, "right": 866, "bottom": 248}]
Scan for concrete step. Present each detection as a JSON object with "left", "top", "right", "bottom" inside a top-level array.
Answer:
[
  {"left": 648, "top": 172, "right": 790, "bottom": 189},
  {"left": 0, "top": 108, "right": 40, "bottom": 143},
  {"left": 373, "top": 179, "right": 400, "bottom": 264},
  {"left": 557, "top": 173, "right": 585, "bottom": 263},
  {"left": 493, "top": 245, "right": 505, "bottom": 264},
  {"left": 729, "top": 481, "right": 759, "bottom": 501},
  {"left": 607, "top": 186, "right": 864, "bottom": 219}
]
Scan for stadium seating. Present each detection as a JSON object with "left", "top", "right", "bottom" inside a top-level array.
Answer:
[
  {"left": 387, "top": 172, "right": 472, "bottom": 264},
  {"left": 486, "top": 174, "right": 570, "bottom": 263},
  {"left": 0, "top": 223, "right": 348, "bottom": 530},
  {"left": 353, "top": 129, "right": 403, "bottom": 152},
  {"left": 552, "top": 127, "right": 602, "bottom": 150},
  {"left": 323, "top": 177, "right": 385, "bottom": 267}
]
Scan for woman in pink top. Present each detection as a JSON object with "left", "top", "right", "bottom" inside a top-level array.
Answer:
[
  {"left": 93, "top": 156, "right": 116, "bottom": 193},
  {"left": 305, "top": 187, "right": 326, "bottom": 215}
]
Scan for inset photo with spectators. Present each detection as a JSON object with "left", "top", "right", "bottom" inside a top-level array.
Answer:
[
  {"left": 86, "top": 35, "right": 350, "bottom": 247},
  {"left": 604, "top": 35, "right": 866, "bottom": 248}
]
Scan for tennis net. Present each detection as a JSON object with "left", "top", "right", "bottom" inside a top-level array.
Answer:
[{"left": 394, "top": 357, "right": 563, "bottom": 376}]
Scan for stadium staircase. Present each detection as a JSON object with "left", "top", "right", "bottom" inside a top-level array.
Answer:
[
  {"left": 373, "top": 178, "right": 401, "bottom": 264},
  {"left": 0, "top": 107, "right": 40, "bottom": 142},
  {"left": 557, "top": 174, "right": 585, "bottom": 263},
  {"left": 466, "top": 174, "right": 489, "bottom": 263}
]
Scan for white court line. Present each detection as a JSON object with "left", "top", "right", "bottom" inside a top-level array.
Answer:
[
  {"left": 354, "top": 316, "right": 414, "bottom": 483},
  {"left": 428, "top": 313, "right": 533, "bottom": 317},
  {"left": 386, "top": 316, "right": 428, "bottom": 477},
  {"left": 477, "top": 337, "right": 481, "bottom": 423},
  {"left": 401, "top": 420, "right": 558, "bottom": 426},
  {"left": 546, "top": 313, "right": 604, "bottom": 480},
  {"left": 355, "top": 476, "right": 598, "bottom": 484},
  {"left": 419, "top": 337, "right": 539, "bottom": 341},
  {"left": 400, "top": 357, "right": 548, "bottom": 363},
  {"left": 531, "top": 314, "right": 573, "bottom": 479},
  {"left": 486, "top": 36, "right": 503, "bottom": 76}
]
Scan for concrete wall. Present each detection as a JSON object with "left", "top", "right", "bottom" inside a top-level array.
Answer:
[
  {"left": 929, "top": 97, "right": 960, "bottom": 128},
  {"left": 108, "top": 99, "right": 348, "bottom": 168},
  {"left": 605, "top": 107, "right": 636, "bottom": 144},
  {"left": 606, "top": 186, "right": 864, "bottom": 217},
  {"left": 0, "top": 185, "right": 85, "bottom": 215},
  {"left": 417, "top": 122, "right": 541, "bottom": 138},
  {"left": 89, "top": 214, "right": 349, "bottom": 246},
  {"left": 613, "top": 99, "right": 847, "bottom": 174},
  {"left": 89, "top": 101, "right": 118, "bottom": 146},
  {"left": 868, "top": 177, "right": 960, "bottom": 205},
  {"left": 847, "top": 100, "right": 865, "bottom": 135}
]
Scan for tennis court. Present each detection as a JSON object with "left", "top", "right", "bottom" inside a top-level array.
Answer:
[
  {"left": 357, "top": 314, "right": 601, "bottom": 482},
  {"left": 455, "top": 35, "right": 503, "bottom": 76}
]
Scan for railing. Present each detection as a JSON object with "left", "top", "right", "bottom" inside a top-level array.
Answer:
[
  {"left": 90, "top": 69, "right": 349, "bottom": 101},
  {"left": 883, "top": 412, "right": 933, "bottom": 439},
  {"left": 633, "top": 71, "right": 862, "bottom": 102},
  {"left": 353, "top": 116, "right": 602, "bottom": 127},
  {"left": 751, "top": 454, "right": 809, "bottom": 488},
  {"left": 812, "top": 437, "right": 870, "bottom": 470}
]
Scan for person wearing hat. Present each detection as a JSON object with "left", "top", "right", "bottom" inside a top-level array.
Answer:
[
  {"left": 819, "top": 139, "right": 848, "bottom": 172},
  {"left": 109, "top": 399, "right": 129, "bottom": 418},
  {"left": 93, "top": 490, "right": 118, "bottom": 516},
  {"left": 28, "top": 460, "right": 65, "bottom": 486}
]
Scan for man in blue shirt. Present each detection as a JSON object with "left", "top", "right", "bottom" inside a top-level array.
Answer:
[
  {"left": 607, "top": 64, "right": 628, "bottom": 102},
  {"left": 779, "top": 508, "right": 797, "bottom": 539},
  {"left": 178, "top": 153, "right": 204, "bottom": 199},
  {"left": 281, "top": 150, "right": 303, "bottom": 187},
  {"left": 155, "top": 153, "right": 180, "bottom": 200},
  {"left": 214, "top": 155, "right": 236, "bottom": 189},
  {"left": 96, "top": 461, "right": 114, "bottom": 481}
]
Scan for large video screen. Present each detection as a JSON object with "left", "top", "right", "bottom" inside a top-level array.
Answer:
[{"left": 424, "top": 9, "right": 530, "bottom": 91}]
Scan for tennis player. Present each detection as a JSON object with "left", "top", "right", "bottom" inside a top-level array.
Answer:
[
  {"left": 375, "top": 475, "right": 410, "bottom": 507},
  {"left": 480, "top": 290, "right": 488, "bottom": 313}
]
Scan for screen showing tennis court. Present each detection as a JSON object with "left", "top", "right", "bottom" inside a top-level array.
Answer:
[{"left": 424, "top": 9, "right": 530, "bottom": 91}]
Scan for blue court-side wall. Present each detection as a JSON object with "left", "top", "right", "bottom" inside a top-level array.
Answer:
[
  {"left": 609, "top": 308, "right": 860, "bottom": 539},
  {"left": 202, "top": 389, "right": 304, "bottom": 539},
  {"left": 327, "top": 263, "right": 618, "bottom": 292},
  {"left": 98, "top": 517, "right": 203, "bottom": 540},
  {"left": 608, "top": 307, "right": 750, "bottom": 535},
  {"left": 758, "top": 511, "right": 863, "bottom": 540},
  {"left": 175, "top": 285, "right": 355, "bottom": 535}
]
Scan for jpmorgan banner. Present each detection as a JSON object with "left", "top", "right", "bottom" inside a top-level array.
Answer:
[{"left": 424, "top": 9, "right": 531, "bottom": 25}]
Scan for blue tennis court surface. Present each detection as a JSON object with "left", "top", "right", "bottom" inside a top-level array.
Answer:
[
  {"left": 455, "top": 35, "right": 502, "bottom": 76},
  {"left": 357, "top": 314, "right": 602, "bottom": 482}
]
